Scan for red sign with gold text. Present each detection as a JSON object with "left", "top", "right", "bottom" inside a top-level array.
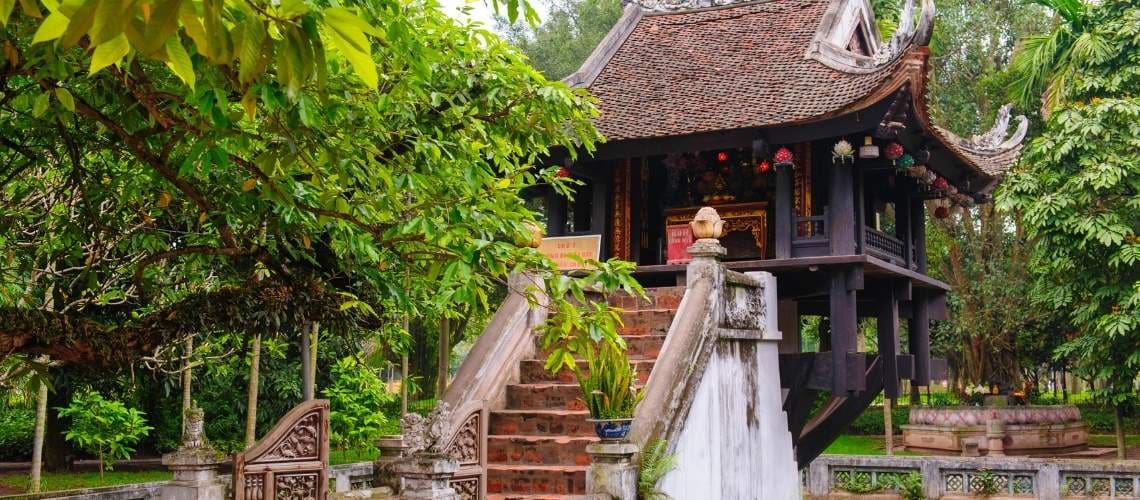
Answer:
[
  {"left": 666, "top": 225, "right": 694, "bottom": 265},
  {"left": 538, "top": 235, "right": 603, "bottom": 270}
]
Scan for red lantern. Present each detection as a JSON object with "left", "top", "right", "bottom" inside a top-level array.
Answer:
[
  {"left": 556, "top": 167, "right": 572, "bottom": 178},
  {"left": 934, "top": 206, "right": 950, "bottom": 219},
  {"left": 774, "top": 147, "right": 794, "bottom": 166},
  {"left": 756, "top": 160, "right": 772, "bottom": 174},
  {"left": 933, "top": 177, "right": 949, "bottom": 191},
  {"left": 716, "top": 151, "right": 729, "bottom": 163},
  {"left": 885, "top": 142, "right": 905, "bottom": 161}
]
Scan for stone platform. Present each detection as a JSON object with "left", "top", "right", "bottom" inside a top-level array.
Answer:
[{"left": 902, "top": 405, "right": 1088, "bottom": 456}]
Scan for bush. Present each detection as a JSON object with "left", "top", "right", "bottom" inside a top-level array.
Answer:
[
  {"left": 324, "top": 357, "right": 396, "bottom": 455},
  {"left": 0, "top": 406, "right": 34, "bottom": 460},
  {"left": 847, "top": 406, "right": 910, "bottom": 435},
  {"left": 57, "top": 391, "right": 152, "bottom": 475}
]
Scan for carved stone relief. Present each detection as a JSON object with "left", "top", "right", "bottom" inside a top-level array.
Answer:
[{"left": 444, "top": 411, "right": 480, "bottom": 465}]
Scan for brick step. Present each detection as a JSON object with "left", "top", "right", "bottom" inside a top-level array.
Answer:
[
  {"left": 487, "top": 435, "right": 598, "bottom": 466},
  {"left": 537, "top": 334, "right": 665, "bottom": 361},
  {"left": 486, "top": 464, "right": 587, "bottom": 496},
  {"left": 608, "top": 286, "right": 685, "bottom": 311},
  {"left": 617, "top": 309, "right": 675, "bottom": 336},
  {"left": 490, "top": 409, "right": 593, "bottom": 437},
  {"left": 506, "top": 383, "right": 586, "bottom": 411},
  {"left": 518, "top": 358, "right": 655, "bottom": 384}
]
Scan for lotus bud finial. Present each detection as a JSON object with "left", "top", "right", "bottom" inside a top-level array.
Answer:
[{"left": 690, "top": 207, "right": 724, "bottom": 240}]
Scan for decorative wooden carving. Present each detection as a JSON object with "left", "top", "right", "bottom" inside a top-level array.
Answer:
[
  {"left": 611, "top": 159, "right": 632, "bottom": 260},
  {"left": 233, "top": 400, "right": 329, "bottom": 500},
  {"left": 793, "top": 143, "right": 812, "bottom": 221},
  {"left": 665, "top": 202, "right": 767, "bottom": 258}
]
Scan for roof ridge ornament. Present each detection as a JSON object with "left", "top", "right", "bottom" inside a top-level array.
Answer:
[
  {"left": 807, "top": 0, "right": 935, "bottom": 74},
  {"left": 872, "top": 0, "right": 935, "bottom": 64},
  {"left": 946, "top": 104, "right": 1030, "bottom": 155}
]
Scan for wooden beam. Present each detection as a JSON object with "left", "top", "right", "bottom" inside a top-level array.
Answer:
[
  {"left": 796, "top": 356, "right": 884, "bottom": 465},
  {"left": 829, "top": 157, "right": 857, "bottom": 256},
  {"left": 928, "top": 291, "right": 948, "bottom": 320},
  {"left": 910, "top": 290, "right": 932, "bottom": 386},
  {"left": 830, "top": 269, "right": 859, "bottom": 394}
]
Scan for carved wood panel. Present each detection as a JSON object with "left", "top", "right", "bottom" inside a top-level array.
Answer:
[{"left": 233, "top": 400, "right": 330, "bottom": 500}]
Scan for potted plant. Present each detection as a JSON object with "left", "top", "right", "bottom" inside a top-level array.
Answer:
[{"left": 577, "top": 342, "right": 643, "bottom": 440}]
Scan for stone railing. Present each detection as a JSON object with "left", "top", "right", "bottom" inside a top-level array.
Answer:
[
  {"left": 805, "top": 455, "right": 1140, "bottom": 499},
  {"left": 908, "top": 405, "right": 1082, "bottom": 426},
  {"left": 2, "top": 462, "right": 386, "bottom": 500}
]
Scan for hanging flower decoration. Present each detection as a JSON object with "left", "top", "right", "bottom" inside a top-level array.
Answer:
[
  {"left": 832, "top": 140, "right": 855, "bottom": 165},
  {"left": 933, "top": 176, "right": 949, "bottom": 191},
  {"left": 885, "top": 142, "right": 905, "bottom": 162},
  {"left": 934, "top": 205, "right": 950, "bottom": 219},
  {"left": 774, "top": 147, "right": 794, "bottom": 168},
  {"left": 946, "top": 185, "right": 958, "bottom": 196},
  {"left": 556, "top": 166, "right": 572, "bottom": 178},
  {"left": 716, "top": 151, "right": 729, "bottom": 163},
  {"left": 756, "top": 160, "right": 772, "bottom": 174},
  {"left": 896, "top": 153, "right": 915, "bottom": 172},
  {"left": 907, "top": 165, "right": 927, "bottom": 178}
]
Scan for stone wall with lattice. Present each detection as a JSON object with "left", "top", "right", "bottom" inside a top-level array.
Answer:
[{"left": 808, "top": 455, "right": 1140, "bottom": 499}]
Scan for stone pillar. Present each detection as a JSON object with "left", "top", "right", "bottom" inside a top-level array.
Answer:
[
  {"left": 161, "top": 407, "right": 226, "bottom": 500},
  {"left": 375, "top": 435, "right": 409, "bottom": 493},
  {"left": 986, "top": 419, "right": 1006, "bottom": 457},
  {"left": 395, "top": 454, "right": 459, "bottom": 500},
  {"left": 586, "top": 442, "right": 638, "bottom": 500}
]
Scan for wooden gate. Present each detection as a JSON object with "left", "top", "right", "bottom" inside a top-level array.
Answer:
[{"left": 233, "top": 399, "right": 330, "bottom": 500}]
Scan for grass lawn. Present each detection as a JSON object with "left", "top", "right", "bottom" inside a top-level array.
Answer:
[
  {"left": 330, "top": 446, "right": 379, "bottom": 465},
  {"left": 823, "top": 435, "right": 922, "bottom": 456},
  {"left": 0, "top": 470, "right": 172, "bottom": 494},
  {"left": 1089, "top": 434, "right": 1140, "bottom": 447}
]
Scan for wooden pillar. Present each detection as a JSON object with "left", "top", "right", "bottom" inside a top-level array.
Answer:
[
  {"left": 910, "top": 199, "right": 927, "bottom": 273},
  {"left": 896, "top": 189, "right": 912, "bottom": 269},
  {"left": 777, "top": 300, "right": 800, "bottom": 354},
  {"left": 829, "top": 162, "right": 856, "bottom": 255},
  {"left": 774, "top": 163, "right": 794, "bottom": 259},
  {"left": 910, "top": 290, "right": 931, "bottom": 386},
  {"left": 855, "top": 167, "right": 866, "bottom": 254},
  {"left": 877, "top": 287, "right": 900, "bottom": 398},
  {"left": 829, "top": 268, "right": 858, "bottom": 394}
]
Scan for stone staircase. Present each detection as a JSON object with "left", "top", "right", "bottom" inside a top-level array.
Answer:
[{"left": 485, "top": 287, "right": 684, "bottom": 499}]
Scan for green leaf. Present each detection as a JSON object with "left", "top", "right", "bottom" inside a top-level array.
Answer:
[
  {"left": 164, "top": 36, "right": 195, "bottom": 89},
  {"left": 32, "top": 92, "right": 49, "bottom": 117},
  {"left": 31, "top": 11, "right": 69, "bottom": 43},
  {"left": 137, "top": 0, "right": 183, "bottom": 55},
  {"left": 325, "top": 28, "right": 376, "bottom": 89},
  {"left": 0, "top": 0, "right": 17, "bottom": 27},
  {"left": 238, "top": 17, "right": 266, "bottom": 85},
  {"left": 89, "top": 33, "right": 129, "bottom": 74},
  {"left": 54, "top": 88, "right": 74, "bottom": 112},
  {"left": 89, "top": 0, "right": 126, "bottom": 45}
]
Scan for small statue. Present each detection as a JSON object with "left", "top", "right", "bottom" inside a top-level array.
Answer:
[
  {"left": 401, "top": 403, "right": 452, "bottom": 455},
  {"left": 181, "top": 404, "right": 206, "bottom": 450}
]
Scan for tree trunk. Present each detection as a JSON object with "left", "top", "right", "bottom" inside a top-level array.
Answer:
[
  {"left": 43, "top": 383, "right": 70, "bottom": 471},
  {"left": 301, "top": 323, "right": 313, "bottom": 401},
  {"left": 437, "top": 318, "right": 450, "bottom": 399},
  {"left": 308, "top": 322, "right": 319, "bottom": 398},
  {"left": 1060, "top": 368, "right": 1068, "bottom": 403},
  {"left": 883, "top": 398, "right": 893, "bottom": 456},
  {"left": 401, "top": 353, "right": 409, "bottom": 416},
  {"left": 245, "top": 334, "right": 262, "bottom": 448},
  {"left": 29, "top": 368, "right": 48, "bottom": 493},
  {"left": 98, "top": 451, "right": 104, "bottom": 481},
  {"left": 182, "top": 337, "right": 193, "bottom": 415},
  {"left": 1115, "top": 404, "right": 1127, "bottom": 460}
]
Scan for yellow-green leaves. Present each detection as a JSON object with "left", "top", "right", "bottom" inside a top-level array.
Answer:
[
  {"left": 238, "top": 16, "right": 266, "bottom": 85},
  {"left": 89, "top": 32, "right": 128, "bottom": 73},
  {"left": 1, "top": 0, "right": 18, "bottom": 26},
  {"left": 322, "top": 7, "right": 378, "bottom": 89},
  {"left": 164, "top": 36, "right": 194, "bottom": 89},
  {"left": 31, "top": 11, "right": 68, "bottom": 43},
  {"left": 54, "top": 88, "right": 75, "bottom": 111}
]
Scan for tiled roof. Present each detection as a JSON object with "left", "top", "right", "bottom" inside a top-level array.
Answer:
[
  {"left": 586, "top": 0, "right": 899, "bottom": 141},
  {"left": 935, "top": 128, "right": 1024, "bottom": 177}
]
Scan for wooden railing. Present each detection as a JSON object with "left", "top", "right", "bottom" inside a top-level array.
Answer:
[{"left": 864, "top": 226, "right": 905, "bottom": 265}]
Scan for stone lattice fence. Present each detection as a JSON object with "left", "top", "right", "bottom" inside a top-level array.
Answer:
[{"left": 806, "top": 455, "right": 1140, "bottom": 499}]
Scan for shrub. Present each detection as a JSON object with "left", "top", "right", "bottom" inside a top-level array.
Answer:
[
  {"left": 638, "top": 439, "right": 676, "bottom": 500},
  {"left": 57, "top": 390, "right": 151, "bottom": 479},
  {"left": 847, "top": 406, "right": 910, "bottom": 435},
  {"left": 324, "top": 357, "right": 395, "bottom": 457},
  {"left": 0, "top": 406, "right": 34, "bottom": 459}
]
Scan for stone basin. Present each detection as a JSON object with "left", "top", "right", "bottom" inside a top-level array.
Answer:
[{"left": 902, "top": 405, "right": 1088, "bottom": 456}]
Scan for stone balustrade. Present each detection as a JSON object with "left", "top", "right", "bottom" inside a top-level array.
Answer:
[
  {"left": 908, "top": 405, "right": 1081, "bottom": 426},
  {"left": 806, "top": 455, "right": 1140, "bottom": 499},
  {"left": 903, "top": 405, "right": 1088, "bottom": 455}
]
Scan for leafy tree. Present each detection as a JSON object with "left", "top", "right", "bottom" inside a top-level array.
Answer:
[
  {"left": 498, "top": 0, "right": 623, "bottom": 80},
  {"left": 56, "top": 390, "right": 151, "bottom": 479},
  {"left": 1008, "top": 0, "right": 1108, "bottom": 116},
  {"left": 324, "top": 356, "right": 394, "bottom": 459},
  {"left": 999, "top": 0, "right": 1140, "bottom": 459}
]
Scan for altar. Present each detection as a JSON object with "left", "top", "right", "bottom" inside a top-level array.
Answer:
[{"left": 664, "top": 202, "right": 768, "bottom": 264}]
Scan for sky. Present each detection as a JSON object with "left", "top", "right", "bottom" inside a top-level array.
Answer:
[{"left": 437, "top": 0, "right": 550, "bottom": 33}]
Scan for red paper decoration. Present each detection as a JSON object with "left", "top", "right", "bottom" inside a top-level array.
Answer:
[
  {"left": 716, "top": 151, "right": 729, "bottom": 162},
  {"left": 556, "top": 167, "right": 572, "bottom": 178},
  {"left": 774, "top": 147, "right": 794, "bottom": 166},
  {"left": 934, "top": 206, "right": 950, "bottom": 219},
  {"left": 756, "top": 160, "right": 772, "bottom": 173},
  {"left": 885, "top": 142, "right": 905, "bottom": 161},
  {"left": 933, "top": 177, "right": 949, "bottom": 190}
]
